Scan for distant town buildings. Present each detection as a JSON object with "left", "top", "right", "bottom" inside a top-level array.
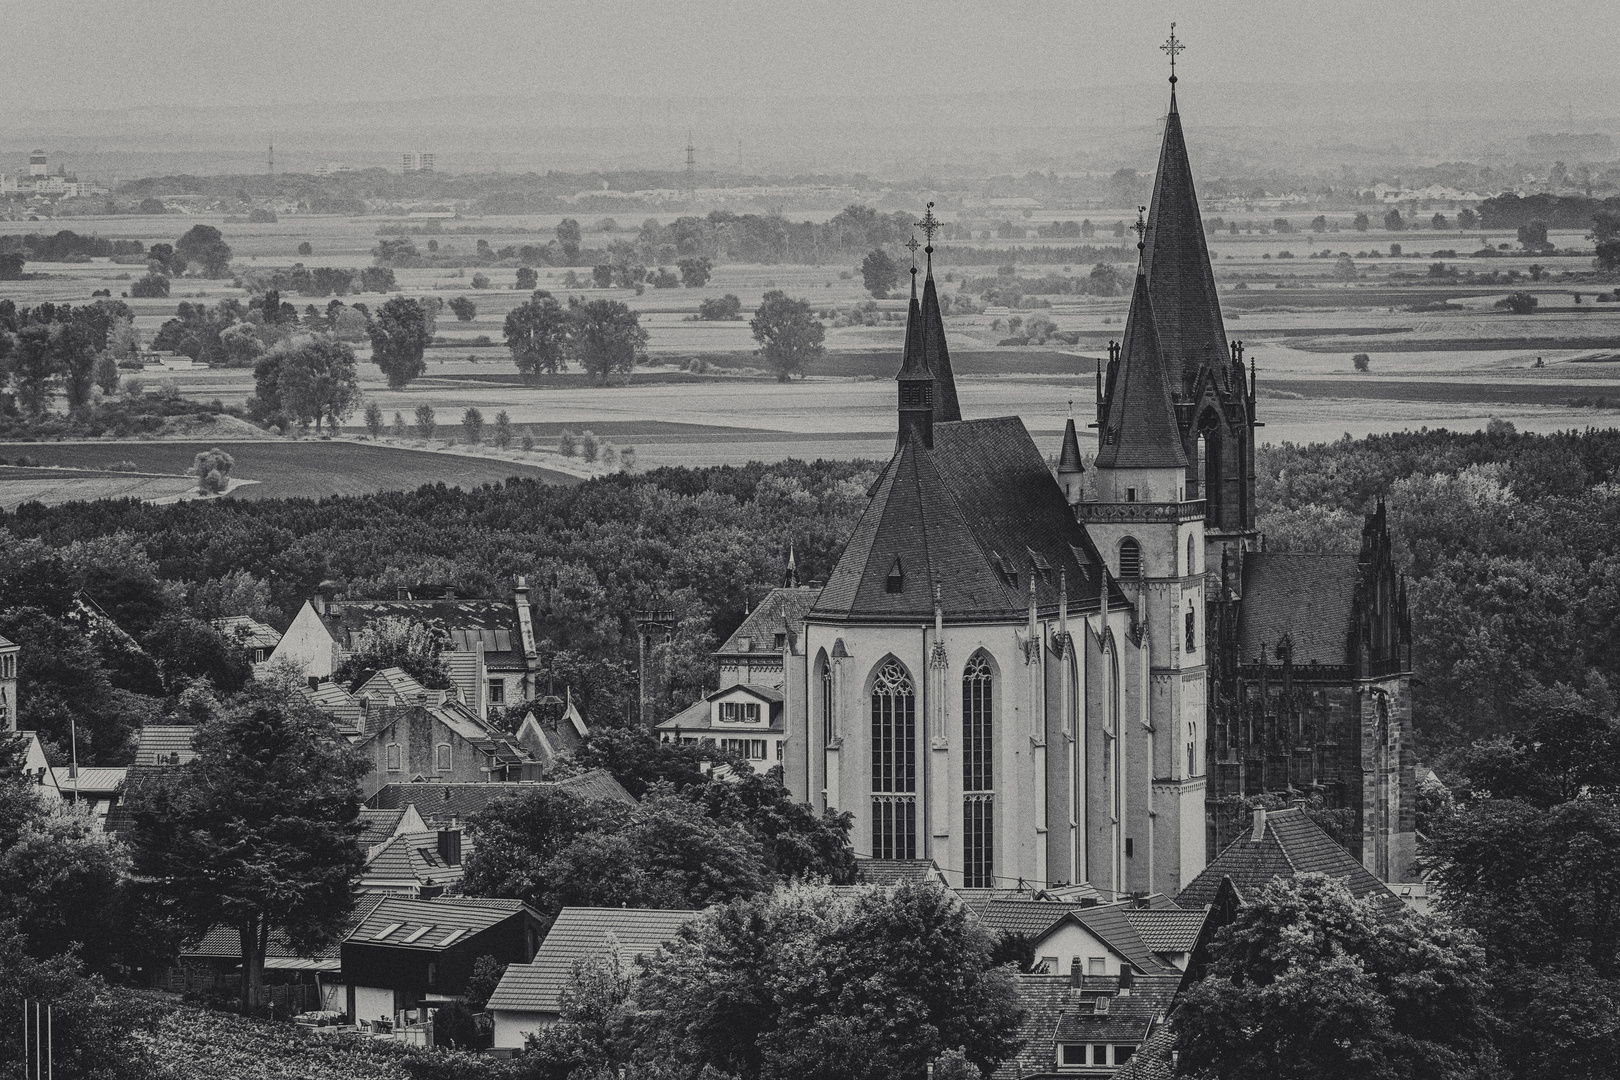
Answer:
[{"left": 402, "top": 152, "right": 435, "bottom": 175}]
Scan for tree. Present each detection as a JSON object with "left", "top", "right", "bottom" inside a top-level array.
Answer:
[
  {"left": 557, "top": 218, "right": 583, "bottom": 261},
  {"left": 188, "top": 446, "right": 234, "bottom": 495},
  {"left": 1334, "top": 253, "right": 1358, "bottom": 283},
  {"left": 276, "top": 335, "right": 361, "bottom": 432},
  {"left": 694, "top": 765, "right": 855, "bottom": 882},
  {"left": 566, "top": 298, "right": 648, "bottom": 384},
  {"left": 1353, "top": 212, "right": 1370, "bottom": 231},
  {"left": 860, "top": 248, "right": 900, "bottom": 298},
  {"left": 678, "top": 257, "right": 712, "bottom": 287},
  {"left": 130, "top": 273, "right": 169, "bottom": 298},
  {"left": 1311, "top": 215, "right": 1328, "bottom": 232},
  {"left": 1353, "top": 353, "right": 1371, "bottom": 372},
  {"left": 128, "top": 687, "right": 367, "bottom": 1009},
  {"left": 1592, "top": 211, "right": 1620, "bottom": 271},
  {"left": 0, "top": 922, "right": 152, "bottom": 1080},
  {"left": 448, "top": 296, "right": 477, "bottom": 322},
  {"left": 751, "top": 290, "right": 825, "bottom": 381},
  {"left": 504, "top": 291, "right": 569, "bottom": 380},
  {"left": 1383, "top": 208, "right": 1405, "bottom": 231},
  {"left": 592, "top": 264, "right": 613, "bottom": 288},
  {"left": 493, "top": 410, "right": 512, "bottom": 449},
  {"left": 367, "top": 296, "right": 430, "bottom": 389},
  {"left": 1457, "top": 207, "right": 1479, "bottom": 230},
  {"left": 414, "top": 402, "right": 436, "bottom": 440},
  {"left": 516, "top": 266, "right": 538, "bottom": 291},
  {"left": 92, "top": 351, "right": 119, "bottom": 394},
  {"left": 1518, "top": 221, "right": 1551, "bottom": 251},
  {"left": 699, "top": 294, "right": 743, "bottom": 320},
  {"left": 636, "top": 880, "right": 1023, "bottom": 1080},
  {"left": 175, "top": 223, "right": 232, "bottom": 277},
  {"left": 332, "top": 615, "right": 452, "bottom": 689},
  {"left": 142, "top": 615, "right": 253, "bottom": 693},
  {"left": 462, "top": 406, "right": 485, "bottom": 444},
  {"left": 364, "top": 399, "right": 384, "bottom": 437},
  {"left": 1495, "top": 291, "right": 1538, "bottom": 314},
  {"left": 0, "top": 252, "right": 24, "bottom": 280},
  {"left": 1433, "top": 213, "right": 1450, "bottom": 230},
  {"left": 8, "top": 324, "right": 59, "bottom": 416},
  {"left": 391, "top": 410, "right": 407, "bottom": 437},
  {"left": 1174, "top": 874, "right": 1494, "bottom": 1080},
  {"left": 462, "top": 785, "right": 630, "bottom": 907},
  {"left": 297, "top": 241, "right": 312, "bottom": 256}
]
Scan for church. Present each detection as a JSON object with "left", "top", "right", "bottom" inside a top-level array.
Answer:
[{"left": 678, "top": 64, "right": 1416, "bottom": 899}]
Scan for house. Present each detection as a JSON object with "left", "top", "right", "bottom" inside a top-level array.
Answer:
[
  {"left": 351, "top": 702, "right": 543, "bottom": 800},
  {"left": 358, "top": 804, "right": 430, "bottom": 856},
  {"left": 715, "top": 586, "right": 821, "bottom": 691},
  {"left": 1176, "top": 806, "right": 1406, "bottom": 920},
  {"left": 656, "top": 683, "right": 786, "bottom": 773},
  {"left": 356, "top": 828, "right": 468, "bottom": 898},
  {"left": 133, "top": 725, "right": 198, "bottom": 767},
  {"left": 341, "top": 896, "right": 545, "bottom": 1030},
  {"left": 213, "top": 615, "right": 282, "bottom": 672},
  {"left": 486, "top": 907, "right": 699, "bottom": 1050},
  {"left": 511, "top": 692, "right": 590, "bottom": 766},
  {"left": 854, "top": 857, "right": 950, "bottom": 887},
  {"left": 301, "top": 680, "right": 365, "bottom": 733},
  {"left": 995, "top": 969, "right": 1181, "bottom": 1078},
  {"left": 365, "top": 770, "right": 636, "bottom": 829},
  {"left": 978, "top": 899, "right": 1188, "bottom": 978},
  {"left": 267, "top": 581, "right": 541, "bottom": 711},
  {"left": 48, "top": 766, "right": 127, "bottom": 830}
]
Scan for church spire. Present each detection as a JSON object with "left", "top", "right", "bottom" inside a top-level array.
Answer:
[
  {"left": 1095, "top": 259, "right": 1188, "bottom": 472},
  {"left": 917, "top": 203, "right": 962, "bottom": 423},
  {"left": 1142, "top": 26, "right": 1229, "bottom": 382},
  {"left": 896, "top": 233, "right": 934, "bottom": 449}
]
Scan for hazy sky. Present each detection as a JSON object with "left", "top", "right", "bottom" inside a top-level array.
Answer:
[{"left": 6, "top": 0, "right": 1616, "bottom": 110}]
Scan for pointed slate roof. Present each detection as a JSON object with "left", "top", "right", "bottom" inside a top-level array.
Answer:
[
  {"left": 1143, "top": 87, "right": 1229, "bottom": 379},
  {"left": 1057, "top": 417, "right": 1084, "bottom": 473},
  {"left": 1095, "top": 272, "right": 1188, "bottom": 470},
  {"left": 921, "top": 269, "right": 961, "bottom": 422},
  {"left": 812, "top": 416, "right": 1125, "bottom": 624}
]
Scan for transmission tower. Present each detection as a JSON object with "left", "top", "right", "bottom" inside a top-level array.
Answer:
[{"left": 684, "top": 130, "right": 696, "bottom": 199}]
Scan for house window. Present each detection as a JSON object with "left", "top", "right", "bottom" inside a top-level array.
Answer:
[
  {"left": 775, "top": 740, "right": 784, "bottom": 762},
  {"left": 1185, "top": 606, "right": 1197, "bottom": 653},
  {"left": 720, "top": 701, "right": 761, "bottom": 724},
  {"left": 871, "top": 660, "right": 916, "bottom": 860},
  {"left": 1088, "top": 957, "right": 1106, "bottom": 975},
  {"left": 1040, "top": 955, "right": 1059, "bottom": 974},
  {"left": 1119, "top": 538, "right": 1142, "bottom": 579},
  {"left": 773, "top": 632, "right": 786, "bottom": 651},
  {"left": 386, "top": 744, "right": 402, "bottom": 772},
  {"left": 1114, "top": 1046, "right": 1136, "bottom": 1065},
  {"left": 1060, "top": 1045, "right": 1085, "bottom": 1066},
  {"left": 435, "top": 744, "right": 451, "bottom": 773},
  {"left": 962, "top": 654, "right": 994, "bottom": 889},
  {"left": 487, "top": 679, "right": 505, "bottom": 705},
  {"left": 1092, "top": 1045, "right": 1110, "bottom": 1066}
]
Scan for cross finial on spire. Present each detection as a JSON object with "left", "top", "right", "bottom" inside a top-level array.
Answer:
[
  {"left": 1161, "top": 22, "right": 1184, "bottom": 84},
  {"left": 917, "top": 201, "right": 941, "bottom": 276},
  {"left": 1132, "top": 205, "right": 1148, "bottom": 254}
]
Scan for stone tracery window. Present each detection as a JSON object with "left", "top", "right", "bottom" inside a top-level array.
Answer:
[{"left": 871, "top": 659, "right": 916, "bottom": 859}]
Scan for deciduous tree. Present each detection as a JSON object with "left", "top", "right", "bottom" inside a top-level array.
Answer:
[
  {"left": 751, "top": 290, "right": 824, "bottom": 381},
  {"left": 175, "top": 223, "right": 233, "bottom": 277},
  {"left": 367, "top": 296, "right": 430, "bottom": 389},
  {"left": 566, "top": 298, "right": 648, "bottom": 384},
  {"left": 276, "top": 335, "right": 361, "bottom": 432},
  {"left": 504, "top": 291, "right": 569, "bottom": 380},
  {"left": 860, "top": 248, "right": 899, "bottom": 298}
]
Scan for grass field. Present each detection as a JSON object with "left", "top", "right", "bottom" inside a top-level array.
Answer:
[
  {"left": 7, "top": 441, "right": 578, "bottom": 503},
  {"left": 0, "top": 466, "right": 203, "bottom": 510}
]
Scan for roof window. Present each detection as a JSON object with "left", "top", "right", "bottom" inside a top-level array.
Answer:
[
  {"left": 371, "top": 922, "right": 404, "bottom": 941},
  {"left": 400, "top": 924, "right": 435, "bottom": 944},
  {"left": 886, "top": 557, "right": 905, "bottom": 594}
]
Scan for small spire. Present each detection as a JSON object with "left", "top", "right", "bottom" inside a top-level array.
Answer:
[
  {"left": 905, "top": 235, "right": 920, "bottom": 299},
  {"left": 785, "top": 541, "right": 798, "bottom": 588}
]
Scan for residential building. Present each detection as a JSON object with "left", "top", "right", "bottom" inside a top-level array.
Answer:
[
  {"left": 350, "top": 701, "right": 542, "bottom": 800},
  {"left": 1176, "top": 805, "right": 1406, "bottom": 920},
  {"left": 213, "top": 615, "right": 282, "bottom": 672},
  {"left": 511, "top": 692, "right": 589, "bottom": 765},
  {"left": 341, "top": 896, "right": 544, "bottom": 1029},
  {"left": 133, "top": 725, "right": 198, "bottom": 767},
  {"left": 357, "top": 804, "right": 430, "bottom": 856},
  {"left": 978, "top": 898, "right": 1191, "bottom": 978},
  {"left": 656, "top": 683, "right": 786, "bottom": 773},
  {"left": 715, "top": 586, "right": 820, "bottom": 690},
  {"left": 267, "top": 581, "right": 541, "bottom": 710},
  {"left": 995, "top": 970, "right": 1181, "bottom": 1078},
  {"left": 486, "top": 907, "right": 699, "bottom": 1050},
  {"left": 355, "top": 827, "right": 468, "bottom": 898}
]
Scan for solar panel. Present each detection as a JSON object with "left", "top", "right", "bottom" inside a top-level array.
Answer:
[
  {"left": 371, "top": 922, "right": 404, "bottom": 941},
  {"left": 400, "top": 924, "right": 435, "bottom": 944}
]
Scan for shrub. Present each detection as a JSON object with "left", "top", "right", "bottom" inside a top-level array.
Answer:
[
  {"left": 471, "top": 272, "right": 491, "bottom": 289},
  {"left": 188, "top": 447, "right": 234, "bottom": 494},
  {"left": 391, "top": 411, "right": 407, "bottom": 437},
  {"left": 364, "top": 400, "right": 384, "bottom": 437},
  {"left": 578, "top": 430, "right": 599, "bottom": 462},
  {"left": 559, "top": 430, "right": 577, "bottom": 457},
  {"left": 520, "top": 432, "right": 535, "bottom": 452},
  {"left": 1495, "top": 291, "right": 1539, "bottom": 314},
  {"left": 297, "top": 241, "right": 312, "bottom": 256},
  {"left": 1352, "top": 353, "right": 1371, "bottom": 372},
  {"left": 699, "top": 294, "right": 743, "bottom": 320}
]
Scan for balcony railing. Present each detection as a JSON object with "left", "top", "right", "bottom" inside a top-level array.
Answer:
[{"left": 1078, "top": 499, "right": 1206, "bottom": 524}]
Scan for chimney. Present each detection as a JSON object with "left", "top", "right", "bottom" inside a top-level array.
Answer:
[
  {"left": 1117, "top": 967, "right": 1133, "bottom": 996},
  {"left": 437, "top": 828, "right": 462, "bottom": 866},
  {"left": 514, "top": 575, "right": 529, "bottom": 606},
  {"left": 1069, "top": 957, "right": 1083, "bottom": 988},
  {"left": 1252, "top": 806, "right": 1268, "bottom": 841}
]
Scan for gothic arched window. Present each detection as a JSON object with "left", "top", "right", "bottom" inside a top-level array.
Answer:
[
  {"left": 962, "top": 653, "right": 994, "bottom": 889},
  {"left": 1187, "top": 533, "right": 1197, "bottom": 577},
  {"left": 1119, "top": 538, "right": 1142, "bottom": 580},
  {"left": 818, "top": 653, "right": 834, "bottom": 744},
  {"left": 870, "top": 659, "right": 916, "bottom": 860}
]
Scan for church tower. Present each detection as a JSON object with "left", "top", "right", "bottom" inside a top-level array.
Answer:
[
  {"left": 1137, "top": 44, "right": 1260, "bottom": 570},
  {"left": 1085, "top": 230, "right": 1208, "bottom": 895}
]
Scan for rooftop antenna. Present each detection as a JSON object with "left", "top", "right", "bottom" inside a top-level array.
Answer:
[{"left": 1160, "top": 22, "right": 1184, "bottom": 84}]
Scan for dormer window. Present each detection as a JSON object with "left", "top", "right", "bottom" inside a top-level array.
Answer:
[
  {"left": 886, "top": 557, "right": 905, "bottom": 593},
  {"left": 773, "top": 632, "right": 787, "bottom": 650},
  {"left": 992, "top": 552, "right": 1018, "bottom": 589},
  {"left": 720, "top": 701, "right": 761, "bottom": 724}
]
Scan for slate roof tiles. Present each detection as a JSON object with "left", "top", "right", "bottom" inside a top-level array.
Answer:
[
  {"left": 485, "top": 907, "right": 699, "bottom": 1014},
  {"left": 1237, "top": 552, "right": 1362, "bottom": 666}
]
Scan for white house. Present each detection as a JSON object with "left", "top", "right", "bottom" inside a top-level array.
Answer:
[{"left": 656, "top": 683, "right": 786, "bottom": 773}]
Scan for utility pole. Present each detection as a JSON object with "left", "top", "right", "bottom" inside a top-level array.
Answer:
[{"left": 634, "top": 608, "right": 674, "bottom": 725}]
